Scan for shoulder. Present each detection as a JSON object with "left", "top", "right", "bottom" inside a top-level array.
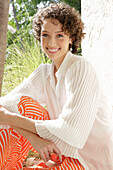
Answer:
[
  {"left": 31, "top": 63, "right": 51, "bottom": 77},
  {"left": 67, "top": 54, "right": 96, "bottom": 76},
  {"left": 65, "top": 54, "right": 99, "bottom": 86}
]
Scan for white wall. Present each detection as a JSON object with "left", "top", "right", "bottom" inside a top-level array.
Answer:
[{"left": 81, "top": 0, "right": 113, "bottom": 105}]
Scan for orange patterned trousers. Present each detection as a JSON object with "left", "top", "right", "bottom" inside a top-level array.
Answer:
[{"left": 0, "top": 96, "right": 85, "bottom": 170}]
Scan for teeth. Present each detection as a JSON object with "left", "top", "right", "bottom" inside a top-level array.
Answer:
[{"left": 48, "top": 49, "right": 59, "bottom": 52}]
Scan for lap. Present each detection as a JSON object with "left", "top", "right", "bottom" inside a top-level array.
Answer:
[{"left": 0, "top": 96, "right": 84, "bottom": 170}]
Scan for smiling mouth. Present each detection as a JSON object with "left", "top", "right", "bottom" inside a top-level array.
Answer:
[{"left": 47, "top": 48, "right": 60, "bottom": 53}]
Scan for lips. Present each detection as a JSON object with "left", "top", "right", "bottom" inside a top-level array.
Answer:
[{"left": 47, "top": 47, "right": 60, "bottom": 53}]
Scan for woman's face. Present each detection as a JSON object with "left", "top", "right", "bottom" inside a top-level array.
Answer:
[{"left": 40, "top": 18, "right": 72, "bottom": 69}]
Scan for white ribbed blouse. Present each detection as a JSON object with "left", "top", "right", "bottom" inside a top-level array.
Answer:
[{"left": 0, "top": 51, "right": 113, "bottom": 170}]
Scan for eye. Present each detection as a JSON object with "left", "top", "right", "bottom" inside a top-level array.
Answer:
[
  {"left": 57, "top": 34, "right": 63, "bottom": 38},
  {"left": 42, "top": 34, "right": 48, "bottom": 37}
]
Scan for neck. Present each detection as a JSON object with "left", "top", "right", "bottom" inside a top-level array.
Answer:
[
  {"left": 53, "top": 51, "right": 69, "bottom": 71},
  {"left": 53, "top": 55, "right": 65, "bottom": 71},
  {"left": 53, "top": 59, "right": 62, "bottom": 71}
]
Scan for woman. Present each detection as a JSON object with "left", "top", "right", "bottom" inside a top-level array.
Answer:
[{"left": 0, "top": 2, "right": 113, "bottom": 170}]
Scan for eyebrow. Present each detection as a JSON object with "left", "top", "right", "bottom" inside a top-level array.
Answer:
[{"left": 42, "top": 30, "right": 63, "bottom": 33}]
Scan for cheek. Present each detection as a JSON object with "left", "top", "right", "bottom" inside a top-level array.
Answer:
[
  {"left": 41, "top": 38, "right": 46, "bottom": 49},
  {"left": 59, "top": 39, "right": 66, "bottom": 46},
  {"left": 60, "top": 40, "right": 70, "bottom": 49},
  {"left": 59, "top": 38, "right": 70, "bottom": 45}
]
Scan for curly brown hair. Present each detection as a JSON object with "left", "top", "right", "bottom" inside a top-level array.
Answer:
[{"left": 32, "top": 2, "right": 85, "bottom": 54}]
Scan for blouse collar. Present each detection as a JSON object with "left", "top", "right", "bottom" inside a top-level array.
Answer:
[{"left": 56, "top": 51, "right": 73, "bottom": 78}]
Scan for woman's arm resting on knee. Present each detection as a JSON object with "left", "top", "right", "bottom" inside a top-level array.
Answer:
[
  {"left": 0, "top": 106, "right": 62, "bottom": 162},
  {"left": 11, "top": 125, "right": 62, "bottom": 162}
]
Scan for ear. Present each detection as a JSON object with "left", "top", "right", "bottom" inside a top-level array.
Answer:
[{"left": 69, "top": 36, "right": 75, "bottom": 44}]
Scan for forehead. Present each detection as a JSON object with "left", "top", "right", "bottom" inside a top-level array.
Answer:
[{"left": 41, "top": 18, "right": 63, "bottom": 32}]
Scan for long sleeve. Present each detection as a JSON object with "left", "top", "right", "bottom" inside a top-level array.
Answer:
[
  {"left": 35, "top": 59, "right": 100, "bottom": 158},
  {"left": 0, "top": 64, "right": 49, "bottom": 113}
]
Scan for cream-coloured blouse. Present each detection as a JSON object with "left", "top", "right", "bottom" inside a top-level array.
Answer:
[{"left": 0, "top": 51, "right": 113, "bottom": 170}]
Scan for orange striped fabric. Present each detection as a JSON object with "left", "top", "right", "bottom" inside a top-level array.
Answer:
[{"left": 0, "top": 96, "right": 85, "bottom": 170}]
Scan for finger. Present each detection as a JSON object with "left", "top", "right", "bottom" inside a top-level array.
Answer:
[
  {"left": 53, "top": 147, "right": 62, "bottom": 162},
  {"left": 44, "top": 150, "right": 50, "bottom": 161},
  {"left": 49, "top": 149, "right": 53, "bottom": 156},
  {"left": 39, "top": 151, "right": 47, "bottom": 162},
  {"left": 48, "top": 148, "right": 54, "bottom": 159}
]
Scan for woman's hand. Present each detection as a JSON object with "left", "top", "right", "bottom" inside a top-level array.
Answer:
[
  {"left": 32, "top": 135, "right": 62, "bottom": 162},
  {"left": 11, "top": 125, "right": 62, "bottom": 162}
]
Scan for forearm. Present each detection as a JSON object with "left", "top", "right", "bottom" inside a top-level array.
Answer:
[
  {"left": 7, "top": 112, "right": 37, "bottom": 134},
  {"left": 0, "top": 106, "right": 62, "bottom": 162},
  {"left": 11, "top": 125, "right": 40, "bottom": 142},
  {"left": 0, "top": 105, "right": 37, "bottom": 134}
]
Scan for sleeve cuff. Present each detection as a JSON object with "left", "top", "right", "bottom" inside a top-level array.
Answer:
[{"left": 35, "top": 120, "right": 77, "bottom": 158}]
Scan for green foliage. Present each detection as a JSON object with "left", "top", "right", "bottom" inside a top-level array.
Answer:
[
  {"left": 60, "top": 0, "right": 81, "bottom": 12},
  {"left": 2, "top": 37, "right": 51, "bottom": 96}
]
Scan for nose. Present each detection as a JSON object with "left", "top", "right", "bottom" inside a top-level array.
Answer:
[{"left": 48, "top": 37, "right": 56, "bottom": 46}]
